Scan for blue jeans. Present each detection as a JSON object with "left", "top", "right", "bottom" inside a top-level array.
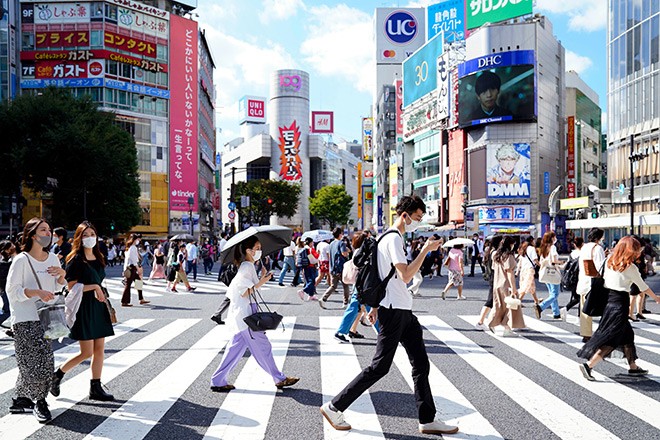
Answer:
[
  {"left": 540, "top": 283, "right": 561, "bottom": 316},
  {"left": 337, "top": 290, "right": 379, "bottom": 335},
  {"left": 186, "top": 259, "right": 197, "bottom": 280},
  {"left": 278, "top": 256, "right": 295, "bottom": 284},
  {"left": 303, "top": 266, "right": 317, "bottom": 295},
  {"left": 0, "top": 291, "right": 10, "bottom": 326}
]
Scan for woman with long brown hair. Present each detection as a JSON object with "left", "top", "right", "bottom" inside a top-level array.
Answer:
[
  {"left": 577, "top": 236, "right": 660, "bottom": 381},
  {"left": 534, "top": 231, "right": 562, "bottom": 320},
  {"left": 517, "top": 235, "right": 540, "bottom": 304},
  {"left": 50, "top": 221, "right": 115, "bottom": 401},
  {"left": 486, "top": 235, "right": 524, "bottom": 336},
  {"left": 121, "top": 233, "right": 149, "bottom": 306}
]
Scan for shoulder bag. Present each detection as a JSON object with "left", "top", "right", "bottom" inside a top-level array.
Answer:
[
  {"left": 582, "top": 260, "right": 609, "bottom": 317},
  {"left": 26, "top": 257, "right": 69, "bottom": 339},
  {"left": 583, "top": 244, "right": 600, "bottom": 277},
  {"left": 525, "top": 252, "right": 539, "bottom": 279},
  {"left": 101, "top": 284, "right": 118, "bottom": 324},
  {"left": 243, "top": 289, "right": 283, "bottom": 333}
]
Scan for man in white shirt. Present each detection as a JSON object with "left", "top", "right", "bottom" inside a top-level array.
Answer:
[
  {"left": 321, "top": 195, "right": 459, "bottom": 436},
  {"left": 185, "top": 241, "right": 198, "bottom": 281},
  {"left": 315, "top": 239, "right": 331, "bottom": 288},
  {"left": 277, "top": 240, "right": 296, "bottom": 286}
]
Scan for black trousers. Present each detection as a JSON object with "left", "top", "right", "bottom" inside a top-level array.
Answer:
[
  {"left": 332, "top": 307, "right": 436, "bottom": 424},
  {"left": 565, "top": 289, "right": 580, "bottom": 314},
  {"left": 470, "top": 255, "right": 484, "bottom": 275}
]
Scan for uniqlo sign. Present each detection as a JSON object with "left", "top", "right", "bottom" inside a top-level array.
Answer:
[
  {"left": 248, "top": 99, "right": 264, "bottom": 118},
  {"left": 311, "top": 111, "right": 334, "bottom": 134},
  {"left": 238, "top": 95, "right": 266, "bottom": 124}
]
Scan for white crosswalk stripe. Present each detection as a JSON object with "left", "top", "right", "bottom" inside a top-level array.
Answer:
[{"left": 1, "top": 310, "right": 660, "bottom": 439}]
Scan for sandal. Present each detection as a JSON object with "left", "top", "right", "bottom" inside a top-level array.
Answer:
[{"left": 275, "top": 377, "right": 300, "bottom": 389}]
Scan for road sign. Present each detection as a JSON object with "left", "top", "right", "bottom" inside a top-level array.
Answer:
[
  {"left": 228, "top": 202, "right": 236, "bottom": 211},
  {"left": 228, "top": 211, "right": 236, "bottom": 221}
]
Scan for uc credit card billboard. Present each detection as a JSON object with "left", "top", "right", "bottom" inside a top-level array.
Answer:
[
  {"left": 375, "top": 8, "right": 426, "bottom": 64},
  {"left": 403, "top": 32, "right": 443, "bottom": 108}
]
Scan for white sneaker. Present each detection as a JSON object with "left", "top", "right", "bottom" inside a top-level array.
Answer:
[
  {"left": 320, "top": 402, "right": 351, "bottom": 431},
  {"left": 501, "top": 329, "right": 518, "bottom": 337},
  {"left": 560, "top": 307, "right": 567, "bottom": 322},
  {"left": 419, "top": 419, "right": 459, "bottom": 435},
  {"left": 474, "top": 322, "right": 486, "bottom": 331}
]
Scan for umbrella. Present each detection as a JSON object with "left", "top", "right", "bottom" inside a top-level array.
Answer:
[
  {"left": 442, "top": 238, "right": 475, "bottom": 248},
  {"left": 219, "top": 225, "right": 293, "bottom": 265},
  {"left": 301, "top": 229, "right": 333, "bottom": 243},
  {"left": 170, "top": 233, "right": 195, "bottom": 242}
]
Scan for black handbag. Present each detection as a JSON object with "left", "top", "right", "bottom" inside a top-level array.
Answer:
[
  {"left": 243, "top": 289, "right": 283, "bottom": 332},
  {"left": 218, "top": 263, "right": 238, "bottom": 286},
  {"left": 582, "top": 262, "right": 609, "bottom": 317}
]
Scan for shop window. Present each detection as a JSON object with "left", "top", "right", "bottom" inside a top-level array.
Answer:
[{"left": 21, "top": 32, "right": 34, "bottom": 50}]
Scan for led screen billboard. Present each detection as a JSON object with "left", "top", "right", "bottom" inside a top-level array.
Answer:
[
  {"left": 458, "top": 50, "right": 535, "bottom": 128},
  {"left": 486, "top": 143, "right": 531, "bottom": 199},
  {"left": 402, "top": 32, "right": 443, "bottom": 108}
]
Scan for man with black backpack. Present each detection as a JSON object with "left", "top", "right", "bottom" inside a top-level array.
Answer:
[
  {"left": 320, "top": 195, "right": 459, "bottom": 436},
  {"left": 319, "top": 227, "right": 350, "bottom": 309}
]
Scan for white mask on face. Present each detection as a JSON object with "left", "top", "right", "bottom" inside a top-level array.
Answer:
[
  {"left": 253, "top": 250, "right": 262, "bottom": 261},
  {"left": 405, "top": 215, "right": 420, "bottom": 233},
  {"left": 82, "top": 236, "right": 97, "bottom": 249}
]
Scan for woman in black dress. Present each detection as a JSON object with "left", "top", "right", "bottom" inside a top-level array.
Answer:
[{"left": 50, "top": 221, "right": 115, "bottom": 401}]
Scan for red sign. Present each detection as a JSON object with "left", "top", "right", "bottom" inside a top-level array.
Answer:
[
  {"left": 36, "top": 31, "right": 89, "bottom": 48},
  {"left": 247, "top": 99, "right": 264, "bottom": 118},
  {"left": 34, "top": 60, "right": 88, "bottom": 79},
  {"left": 311, "top": 111, "right": 334, "bottom": 134},
  {"left": 104, "top": 31, "right": 156, "bottom": 58},
  {"left": 567, "top": 182, "right": 576, "bottom": 198},
  {"left": 448, "top": 129, "right": 465, "bottom": 223},
  {"left": 21, "top": 50, "right": 167, "bottom": 73},
  {"left": 278, "top": 121, "right": 303, "bottom": 182},
  {"left": 567, "top": 116, "right": 575, "bottom": 179},
  {"left": 169, "top": 15, "right": 199, "bottom": 212},
  {"left": 395, "top": 79, "right": 403, "bottom": 135}
]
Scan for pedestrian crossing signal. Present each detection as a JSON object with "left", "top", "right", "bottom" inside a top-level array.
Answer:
[{"left": 591, "top": 207, "right": 599, "bottom": 219}]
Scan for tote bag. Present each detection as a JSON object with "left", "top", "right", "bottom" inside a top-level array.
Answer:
[{"left": 538, "top": 257, "right": 561, "bottom": 284}]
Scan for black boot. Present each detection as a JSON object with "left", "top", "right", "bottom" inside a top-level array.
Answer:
[
  {"left": 50, "top": 368, "right": 64, "bottom": 397},
  {"left": 89, "top": 379, "right": 114, "bottom": 401}
]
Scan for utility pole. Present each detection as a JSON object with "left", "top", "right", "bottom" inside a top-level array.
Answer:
[{"left": 230, "top": 167, "right": 236, "bottom": 235}]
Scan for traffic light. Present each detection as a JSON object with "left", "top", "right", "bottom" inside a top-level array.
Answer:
[
  {"left": 591, "top": 207, "right": 599, "bottom": 219},
  {"left": 110, "top": 222, "right": 115, "bottom": 232},
  {"left": 266, "top": 198, "right": 273, "bottom": 205}
]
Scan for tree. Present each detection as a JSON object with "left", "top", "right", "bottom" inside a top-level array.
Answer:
[
  {"left": 309, "top": 185, "right": 353, "bottom": 228},
  {"left": 234, "top": 179, "right": 301, "bottom": 225},
  {"left": 0, "top": 87, "right": 141, "bottom": 234}
]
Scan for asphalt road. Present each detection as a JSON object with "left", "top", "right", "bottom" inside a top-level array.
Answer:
[{"left": 1, "top": 261, "right": 660, "bottom": 440}]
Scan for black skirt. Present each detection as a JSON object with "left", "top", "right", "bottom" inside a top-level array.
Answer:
[
  {"left": 69, "top": 291, "right": 115, "bottom": 341},
  {"left": 577, "top": 289, "right": 637, "bottom": 361}
]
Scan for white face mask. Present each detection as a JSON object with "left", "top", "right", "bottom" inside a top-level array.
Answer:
[
  {"left": 405, "top": 216, "right": 421, "bottom": 233},
  {"left": 82, "top": 236, "right": 97, "bottom": 249},
  {"left": 252, "top": 250, "right": 262, "bottom": 261}
]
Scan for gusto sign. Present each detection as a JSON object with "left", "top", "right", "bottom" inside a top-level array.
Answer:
[
  {"left": 385, "top": 11, "right": 418, "bottom": 44},
  {"left": 280, "top": 74, "right": 302, "bottom": 92}
]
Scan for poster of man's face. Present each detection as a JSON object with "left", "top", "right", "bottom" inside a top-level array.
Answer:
[{"left": 486, "top": 143, "right": 531, "bottom": 199}]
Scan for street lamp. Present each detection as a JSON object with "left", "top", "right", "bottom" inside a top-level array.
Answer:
[
  {"left": 460, "top": 185, "right": 469, "bottom": 237},
  {"left": 629, "top": 134, "right": 649, "bottom": 235},
  {"left": 187, "top": 196, "right": 194, "bottom": 237}
]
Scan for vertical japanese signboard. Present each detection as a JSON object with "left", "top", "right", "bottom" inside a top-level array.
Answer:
[
  {"left": 362, "top": 117, "right": 373, "bottom": 161},
  {"left": 395, "top": 79, "right": 403, "bottom": 136},
  {"left": 278, "top": 121, "right": 303, "bottom": 182},
  {"left": 169, "top": 15, "right": 198, "bottom": 212}
]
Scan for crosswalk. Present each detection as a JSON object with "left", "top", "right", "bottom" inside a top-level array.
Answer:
[{"left": 1, "top": 307, "right": 660, "bottom": 439}]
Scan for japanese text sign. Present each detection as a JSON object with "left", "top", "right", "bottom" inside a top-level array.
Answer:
[
  {"left": 466, "top": 0, "right": 533, "bottom": 30},
  {"left": 427, "top": 0, "right": 465, "bottom": 42}
]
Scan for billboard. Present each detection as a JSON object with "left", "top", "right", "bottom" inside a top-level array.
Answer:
[
  {"left": 104, "top": 31, "right": 156, "bottom": 58},
  {"left": 458, "top": 50, "right": 535, "bottom": 128},
  {"left": 362, "top": 117, "right": 373, "bottom": 161},
  {"left": 437, "top": 52, "right": 450, "bottom": 120},
  {"left": 403, "top": 96, "right": 437, "bottom": 142},
  {"left": 395, "top": 79, "right": 403, "bottom": 136},
  {"left": 478, "top": 205, "right": 531, "bottom": 223},
  {"left": 33, "top": 3, "right": 91, "bottom": 24},
  {"left": 466, "top": 0, "right": 533, "bottom": 30},
  {"left": 403, "top": 33, "right": 443, "bottom": 108},
  {"left": 567, "top": 116, "right": 575, "bottom": 179},
  {"left": 427, "top": 0, "right": 465, "bottom": 42},
  {"left": 278, "top": 121, "right": 303, "bottom": 182},
  {"left": 486, "top": 143, "right": 531, "bottom": 199},
  {"left": 376, "top": 8, "right": 426, "bottom": 64},
  {"left": 169, "top": 15, "right": 199, "bottom": 212},
  {"left": 238, "top": 96, "right": 266, "bottom": 124},
  {"left": 311, "top": 111, "right": 334, "bottom": 133}
]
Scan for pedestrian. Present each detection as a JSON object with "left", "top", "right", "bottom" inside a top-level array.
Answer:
[
  {"left": 50, "top": 221, "right": 114, "bottom": 402},
  {"left": 139, "top": 241, "right": 152, "bottom": 270},
  {"left": 210, "top": 235, "right": 299, "bottom": 391},
  {"left": 106, "top": 241, "right": 117, "bottom": 267},
  {"left": 0, "top": 240, "right": 17, "bottom": 335},
  {"left": 534, "top": 231, "right": 562, "bottom": 320},
  {"left": 442, "top": 244, "right": 466, "bottom": 300},
  {"left": 486, "top": 235, "right": 524, "bottom": 336},
  {"left": 52, "top": 227, "right": 71, "bottom": 268},
  {"left": 468, "top": 233, "right": 485, "bottom": 277},
  {"left": 517, "top": 235, "right": 540, "bottom": 305},
  {"left": 148, "top": 243, "right": 166, "bottom": 281},
  {"left": 320, "top": 195, "right": 459, "bottom": 435},
  {"left": 297, "top": 237, "right": 319, "bottom": 300},
  {"left": 319, "top": 228, "right": 351, "bottom": 309},
  {"left": 561, "top": 237, "right": 584, "bottom": 318},
  {"left": 315, "top": 238, "right": 331, "bottom": 287},
  {"left": 5, "top": 217, "right": 64, "bottom": 422},
  {"left": 476, "top": 235, "right": 503, "bottom": 329},
  {"left": 278, "top": 239, "right": 296, "bottom": 286},
  {"left": 171, "top": 244, "right": 196, "bottom": 292},
  {"left": 121, "top": 233, "right": 149, "bottom": 307},
  {"left": 201, "top": 240, "right": 214, "bottom": 275},
  {"left": 627, "top": 240, "right": 648, "bottom": 321},
  {"left": 576, "top": 228, "right": 606, "bottom": 341},
  {"left": 185, "top": 240, "right": 199, "bottom": 281},
  {"left": 577, "top": 236, "right": 660, "bottom": 381},
  {"left": 644, "top": 238, "right": 656, "bottom": 276}
]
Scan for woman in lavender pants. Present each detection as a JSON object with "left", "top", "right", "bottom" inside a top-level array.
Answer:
[{"left": 210, "top": 236, "right": 299, "bottom": 392}]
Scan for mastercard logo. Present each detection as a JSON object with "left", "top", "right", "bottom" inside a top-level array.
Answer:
[{"left": 382, "top": 50, "right": 396, "bottom": 58}]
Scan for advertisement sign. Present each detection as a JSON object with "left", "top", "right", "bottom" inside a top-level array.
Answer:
[
  {"left": 357, "top": 162, "right": 363, "bottom": 221},
  {"left": 395, "top": 79, "right": 403, "bottom": 136},
  {"left": 448, "top": 129, "right": 464, "bottom": 222},
  {"left": 567, "top": 182, "right": 576, "bottom": 198},
  {"left": 362, "top": 118, "right": 373, "bottom": 161},
  {"left": 21, "top": 78, "right": 103, "bottom": 88},
  {"left": 559, "top": 196, "right": 589, "bottom": 210},
  {"left": 449, "top": 67, "right": 459, "bottom": 128},
  {"left": 36, "top": 31, "right": 89, "bottom": 48},
  {"left": 169, "top": 15, "right": 199, "bottom": 212},
  {"left": 458, "top": 50, "right": 535, "bottom": 128},
  {"left": 389, "top": 162, "right": 398, "bottom": 211},
  {"left": 486, "top": 143, "right": 531, "bottom": 199},
  {"left": 376, "top": 8, "right": 426, "bottom": 64},
  {"left": 21, "top": 50, "right": 167, "bottom": 73},
  {"left": 403, "top": 33, "right": 443, "bottom": 108},
  {"left": 467, "top": 0, "right": 533, "bottom": 30},
  {"left": 567, "top": 116, "right": 575, "bottom": 179},
  {"left": 311, "top": 111, "right": 334, "bottom": 133},
  {"left": 238, "top": 95, "right": 266, "bottom": 124},
  {"left": 437, "top": 52, "right": 450, "bottom": 120},
  {"left": 33, "top": 3, "right": 90, "bottom": 24},
  {"left": 427, "top": 0, "right": 465, "bottom": 42},
  {"left": 105, "top": 31, "right": 156, "bottom": 58},
  {"left": 117, "top": 7, "right": 169, "bottom": 38},
  {"left": 278, "top": 121, "right": 303, "bottom": 182},
  {"left": 402, "top": 96, "right": 437, "bottom": 142},
  {"left": 544, "top": 171, "right": 550, "bottom": 195},
  {"left": 23, "top": 59, "right": 103, "bottom": 79},
  {"left": 478, "top": 205, "right": 531, "bottom": 223},
  {"left": 107, "top": 0, "right": 169, "bottom": 18}
]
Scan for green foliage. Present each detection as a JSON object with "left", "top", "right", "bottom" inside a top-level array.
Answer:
[
  {"left": 309, "top": 185, "right": 353, "bottom": 228},
  {"left": 234, "top": 179, "right": 301, "bottom": 225},
  {"left": 0, "top": 87, "right": 141, "bottom": 234}
]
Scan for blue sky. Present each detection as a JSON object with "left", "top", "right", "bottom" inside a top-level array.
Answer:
[{"left": 197, "top": 0, "right": 608, "bottom": 149}]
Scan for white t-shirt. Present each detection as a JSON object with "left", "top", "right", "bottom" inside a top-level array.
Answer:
[
  {"left": 283, "top": 241, "right": 296, "bottom": 257},
  {"left": 226, "top": 261, "right": 259, "bottom": 333},
  {"left": 124, "top": 244, "right": 139, "bottom": 270},
  {"left": 604, "top": 263, "right": 649, "bottom": 292},
  {"left": 520, "top": 246, "right": 538, "bottom": 270},
  {"left": 577, "top": 242, "right": 606, "bottom": 295},
  {"left": 218, "top": 238, "right": 228, "bottom": 254},
  {"left": 540, "top": 245, "right": 558, "bottom": 267},
  {"left": 317, "top": 241, "right": 330, "bottom": 262},
  {"left": 377, "top": 229, "right": 411, "bottom": 310}
]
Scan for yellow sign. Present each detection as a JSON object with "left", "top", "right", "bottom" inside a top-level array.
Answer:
[{"left": 559, "top": 196, "right": 590, "bottom": 210}]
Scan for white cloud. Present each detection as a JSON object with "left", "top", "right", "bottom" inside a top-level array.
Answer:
[
  {"left": 300, "top": 4, "right": 374, "bottom": 93},
  {"left": 259, "top": 0, "right": 306, "bottom": 24},
  {"left": 536, "top": 0, "right": 607, "bottom": 32},
  {"left": 565, "top": 50, "right": 593, "bottom": 75}
]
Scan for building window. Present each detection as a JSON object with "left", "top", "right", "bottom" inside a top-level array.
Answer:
[
  {"left": 105, "top": 4, "right": 118, "bottom": 21},
  {"left": 21, "top": 32, "right": 34, "bottom": 50},
  {"left": 91, "top": 30, "right": 103, "bottom": 48}
]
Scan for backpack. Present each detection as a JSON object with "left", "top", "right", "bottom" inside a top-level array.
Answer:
[
  {"left": 354, "top": 230, "right": 398, "bottom": 307},
  {"left": 331, "top": 241, "right": 347, "bottom": 275},
  {"left": 561, "top": 256, "right": 580, "bottom": 292},
  {"left": 295, "top": 248, "right": 310, "bottom": 268}
]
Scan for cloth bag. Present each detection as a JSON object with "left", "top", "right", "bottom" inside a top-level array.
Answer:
[
  {"left": 582, "top": 261, "right": 608, "bottom": 316},
  {"left": 25, "top": 257, "right": 69, "bottom": 339},
  {"left": 243, "top": 289, "right": 283, "bottom": 332},
  {"left": 538, "top": 258, "right": 561, "bottom": 284},
  {"left": 342, "top": 259, "right": 358, "bottom": 285},
  {"left": 504, "top": 296, "right": 521, "bottom": 310}
]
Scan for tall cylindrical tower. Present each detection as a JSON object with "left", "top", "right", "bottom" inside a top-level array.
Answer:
[{"left": 269, "top": 69, "right": 310, "bottom": 229}]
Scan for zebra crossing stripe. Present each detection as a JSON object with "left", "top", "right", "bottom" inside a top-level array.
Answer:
[
  {"left": 389, "top": 320, "right": 503, "bottom": 439},
  {"left": 417, "top": 316, "right": 621, "bottom": 440},
  {"left": 0, "top": 319, "right": 200, "bottom": 440},
  {"left": 460, "top": 315, "right": 660, "bottom": 431},
  {"left": 202, "top": 317, "right": 296, "bottom": 440},
  {"left": 319, "top": 316, "right": 385, "bottom": 439},
  {"left": 0, "top": 319, "right": 153, "bottom": 396},
  {"left": 84, "top": 322, "right": 234, "bottom": 440},
  {"left": 0, "top": 342, "right": 16, "bottom": 363}
]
